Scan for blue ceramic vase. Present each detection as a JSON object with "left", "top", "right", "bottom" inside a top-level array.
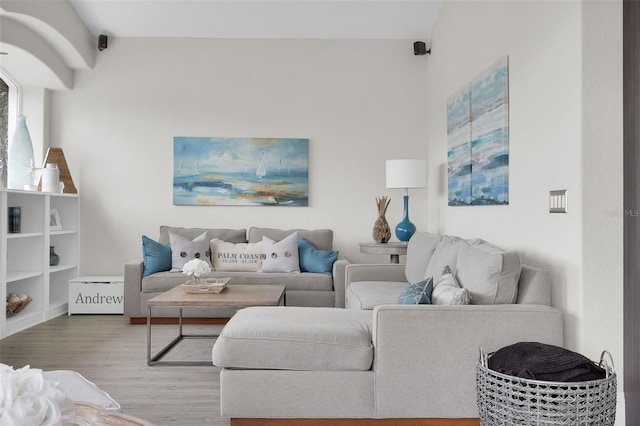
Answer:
[{"left": 395, "top": 195, "right": 416, "bottom": 242}]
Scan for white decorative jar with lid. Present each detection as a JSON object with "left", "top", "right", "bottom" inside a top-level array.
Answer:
[{"left": 41, "top": 163, "right": 60, "bottom": 193}]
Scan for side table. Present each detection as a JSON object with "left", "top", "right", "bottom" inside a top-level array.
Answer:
[{"left": 359, "top": 242, "right": 408, "bottom": 264}]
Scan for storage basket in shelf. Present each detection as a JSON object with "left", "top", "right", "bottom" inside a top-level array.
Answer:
[
  {"left": 476, "top": 347, "right": 616, "bottom": 425},
  {"left": 180, "top": 277, "right": 230, "bottom": 294},
  {"left": 6, "top": 296, "right": 32, "bottom": 317}
]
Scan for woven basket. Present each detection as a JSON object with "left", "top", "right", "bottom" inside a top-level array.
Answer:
[
  {"left": 476, "top": 348, "right": 616, "bottom": 426},
  {"left": 180, "top": 277, "right": 230, "bottom": 294},
  {"left": 6, "top": 297, "right": 32, "bottom": 317}
]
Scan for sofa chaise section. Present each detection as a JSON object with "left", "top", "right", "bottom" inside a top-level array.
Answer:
[
  {"left": 212, "top": 231, "right": 564, "bottom": 423},
  {"left": 213, "top": 304, "right": 563, "bottom": 421}
]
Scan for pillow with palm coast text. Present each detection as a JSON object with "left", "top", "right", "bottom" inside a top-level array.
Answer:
[
  {"left": 455, "top": 240, "right": 521, "bottom": 305},
  {"left": 210, "top": 239, "right": 263, "bottom": 272}
]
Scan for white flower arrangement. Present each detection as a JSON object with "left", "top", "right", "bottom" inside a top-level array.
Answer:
[
  {"left": 0, "top": 364, "right": 75, "bottom": 426},
  {"left": 182, "top": 258, "right": 212, "bottom": 284}
]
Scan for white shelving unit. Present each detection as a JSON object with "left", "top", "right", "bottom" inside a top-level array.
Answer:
[{"left": 1, "top": 189, "right": 79, "bottom": 339}]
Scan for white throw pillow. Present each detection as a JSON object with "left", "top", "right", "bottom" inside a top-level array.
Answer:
[
  {"left": 431, "top": 265, "right": 471, "bottom": 305},
  {"left": 259, "top": 232, "right": 300, "bottom": 273},
  {"left": 210, "top": 239, "right": 263, "bottom": 272},
  {"left": 169, "top": 231, "right": 212, "bottom": 272}
]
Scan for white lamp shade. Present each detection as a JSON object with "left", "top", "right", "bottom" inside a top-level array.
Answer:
[{"left": 386, "top": 159, "right": 426, "bottom": 189}]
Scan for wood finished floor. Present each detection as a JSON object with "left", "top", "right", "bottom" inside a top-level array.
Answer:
[{"left": 0, "top": 315, "right": 229, "bottom": 426}]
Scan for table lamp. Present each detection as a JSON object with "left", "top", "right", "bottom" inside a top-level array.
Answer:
[{"left": 386, "top": 159, "right": 426, "bottom": 242}]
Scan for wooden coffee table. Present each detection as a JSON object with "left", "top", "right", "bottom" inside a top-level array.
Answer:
[{"left": 146, "top": 284, "right": 285, "bottom": 366}]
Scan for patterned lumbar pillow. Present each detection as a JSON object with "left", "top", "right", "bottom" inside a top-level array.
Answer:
[
  {"left": 396, "top": 277, "right": 434, "bottom": 305},
  {"left": 431, "top": 265, "right": 471, "bottom": 305},
  {"left": 168, "top": 231, "right": 212, "bottom": 272},
  {"left": 210, "top": 239, "right": 263, "bottom": 272},
  {"left": 259, "top": 232, "right": 300, "bottom": 273}
]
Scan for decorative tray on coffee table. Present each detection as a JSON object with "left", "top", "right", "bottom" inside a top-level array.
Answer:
[{"left": 180, "top": 277, "right": 230, "bottom": 294}]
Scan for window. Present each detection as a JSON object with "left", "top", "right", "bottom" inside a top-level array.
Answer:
[{"left": 0, "top": 77, "right": 8, "bottom": 187}]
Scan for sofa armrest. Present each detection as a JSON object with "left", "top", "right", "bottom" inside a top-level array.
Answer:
[
  {"left": 372, "top": 304, "right": 564, "bottom": 418},
  {"left": 345, "top": 263, "right": 406, "bottom": 286},
  {"left": 124, "top": 259, "right": 144, "bottom": 318},
  {"left": 332, "top": 257, "right": 350, "bottom": 308}
]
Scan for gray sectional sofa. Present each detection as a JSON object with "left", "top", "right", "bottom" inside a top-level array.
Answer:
[
  {"left": 212, "top": 231, "right": 564, "bottom": 422},
  {"left": 124, "top": 226, "right": 349, "bottom": 319}
]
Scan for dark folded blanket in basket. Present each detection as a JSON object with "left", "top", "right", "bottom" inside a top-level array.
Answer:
[{"left": 488, "top": 342, "right": 606, "bottom": 382}]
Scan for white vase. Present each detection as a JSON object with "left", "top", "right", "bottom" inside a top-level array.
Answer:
[
  {"left": 8, "top": 116, "right": 35, "bottom": 190},
  {"left": 41, "top": 163, "right": 60, "bottom": 193}
]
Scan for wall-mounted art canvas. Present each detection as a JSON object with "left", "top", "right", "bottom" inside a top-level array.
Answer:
[
  {"left": 447, "top": 83, "right": 472, "bottom": 206},
  {"left": 447, "top": 56, "right": 509, "bottom": 206},
  {"left": 173, "top": 137, "right": 309, "bottom": 206}
]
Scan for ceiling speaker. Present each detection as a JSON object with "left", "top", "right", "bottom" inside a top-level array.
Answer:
[
  {"left": 98, "top": 34, "right": 108, "bottom": 51},
  {"left": 413, "top": 41, "right": 430, "bottom": 56}
]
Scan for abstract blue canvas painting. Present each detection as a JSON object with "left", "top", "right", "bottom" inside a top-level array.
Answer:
[
  {"left": 447, "top": 56, "right": 509, "bottom": 206},
  {"left": 447, "top": 83, "right": 472, "bottom": 206},
  {"left": 470, "top": 56, "right": 509, "bottom": 205},
  {"left": 173, "top": 137, "right": 309, "bottom": 206}
]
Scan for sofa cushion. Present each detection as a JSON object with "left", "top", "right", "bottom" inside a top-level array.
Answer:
[
  {"left": 456, "top": 240, "right": 521, "bottom": 304},
  {"left": 298, "top": 237, "right": 338, "bottom": 275},
  {"left": 210, "top": 239, "right": 263, "bottom": 272},
  {"left": 168, "top": 231, "right": 212, "bottom": 272},
  {"left": 424, "top": 236, "right": 469, "bottom": 283},
  {"left": 141, "top": 235, "right": 172, "bottom": 277},
  {"left": 405, "top": 232, "right": 442, "bottom": 284},
  {"left": 347, "top": 281, "right": 409, "bottom": 310},
  {"left": 432, "top": 265, "right": 471, "bottom": 305},
  {"left": 212, "top": 307, "right": 374, "bottom": 371},
  {"left": 142, "top": 271, "right": 334, "bottom": 293},
  {"left": 260, "top": 232, "right": 300, "bottom": 273},
  {"left": 396, "top": 278, "right": 433, "bottom": 305},
  {"left": 248, "top": 227, "right": 333, "bottom": 251},
  {"left": 159, "top": 226, "right": 247, "bottom": 245}
]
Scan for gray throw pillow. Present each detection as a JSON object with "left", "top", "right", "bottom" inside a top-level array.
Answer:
[
  {"left": 456, "top": 240, "right": 521, "bottom": 304},
  {"left": 424, "top": 236, "right": 469, "bottom": 283},
  {"left": 169, "top": 231, "right": 212, "bottom": 272}
]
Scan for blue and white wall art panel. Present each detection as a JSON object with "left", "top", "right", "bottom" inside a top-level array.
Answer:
[
  {"left": 173, "top": 137, "right": 309, "bottom": 206},
  {"left": 470, "top": 56, "right": 509, "bottom": 205},
  {"left": 447, "top": 56, "right": 509, "bottom": 206},
  {"left": 447, "top": 83, "right": 472, "bottom": 206}
]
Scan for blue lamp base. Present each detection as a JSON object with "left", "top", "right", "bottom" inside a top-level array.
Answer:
[{"left": 395, "top": 195, "right": 416, "bottom": 242}]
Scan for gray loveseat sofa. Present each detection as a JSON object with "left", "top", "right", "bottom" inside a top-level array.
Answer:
[
  {"left": 212, "top": 231, "right": 564, "bottom": 423},
  {"left": 124, "top": 226, "right": 349, "bottom": 320}
]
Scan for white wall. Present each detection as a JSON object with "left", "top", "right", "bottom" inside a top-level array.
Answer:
[
  {"left": 426, "top": 0, "right": 623, "bottom": 389},
  {"left": 49, "top": 38, "right": 429, "bottom": 273}
]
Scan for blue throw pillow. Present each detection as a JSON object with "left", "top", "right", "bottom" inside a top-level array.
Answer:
[
  {"left": 142, "top": 235, "right": 172, "bottom": 277},
  {"left": 298, "top": 237, "right": 339, "bottom": 275},
  {"left": 396, "top": 277, "right": 434, "bottom": 304}
]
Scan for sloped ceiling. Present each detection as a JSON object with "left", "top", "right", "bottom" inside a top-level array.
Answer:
[
  {"left": 0, "top": 0, "right": 442, "bottom": 89},
  {"left": 69, "top": 0, "right": 442, "bottom": 40}
]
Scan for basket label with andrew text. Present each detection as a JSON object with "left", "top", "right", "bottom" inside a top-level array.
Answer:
[{"left": 68, "top": 279, "right": 124, "bottom": 315}]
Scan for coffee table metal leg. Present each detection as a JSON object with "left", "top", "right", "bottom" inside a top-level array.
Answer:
[
  {"left": 147, "top": 306, "right": 152, "bottom": 365},
  {"left": 147, "top": 306, "right": 218, "bottom": 366}
]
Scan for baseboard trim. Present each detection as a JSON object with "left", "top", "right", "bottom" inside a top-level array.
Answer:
[
  {"left": 230, "top": 419, "right": 480, "bottom": 426},
  {"left": 129, "top": 317, "right": 229, "bottom": 325}
]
